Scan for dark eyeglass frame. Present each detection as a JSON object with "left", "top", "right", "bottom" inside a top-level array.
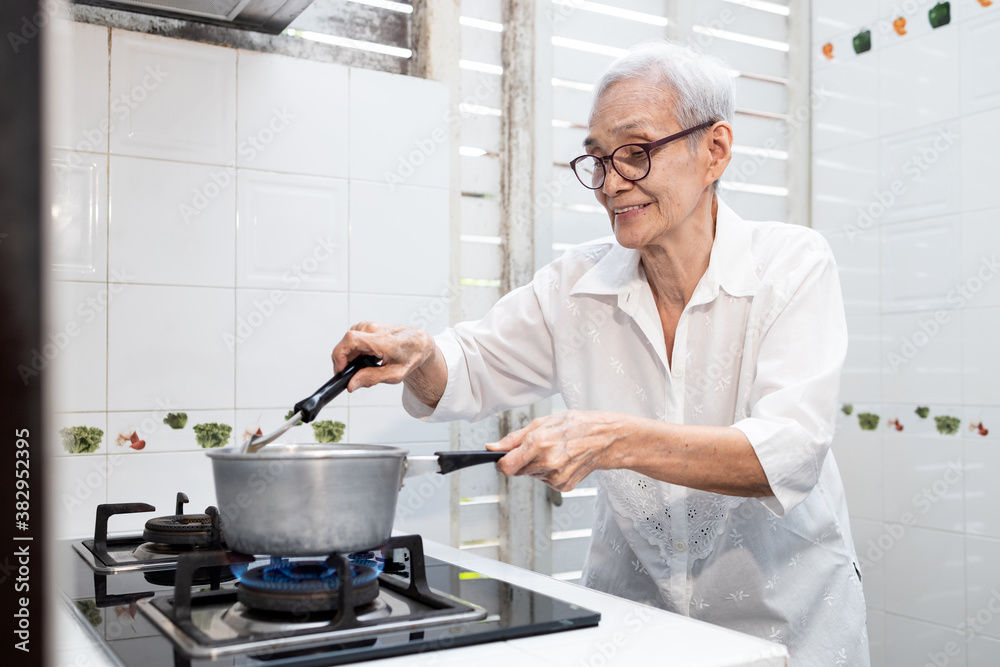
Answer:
[{"left": 569, "top": 120, "right": 716, "bottom": 190}]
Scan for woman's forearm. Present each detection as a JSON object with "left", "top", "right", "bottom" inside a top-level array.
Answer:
[{"left": 615, "top": 418, "right": 772, "bottom": 497}]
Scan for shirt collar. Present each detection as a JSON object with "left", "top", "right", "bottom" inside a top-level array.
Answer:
[{"left": 569, "top": 197, "right": 761, "bottom": 308}]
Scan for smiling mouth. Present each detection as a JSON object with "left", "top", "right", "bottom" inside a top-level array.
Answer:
[{"left": 613, "top": 203, "right": 651, "bottom": 214}]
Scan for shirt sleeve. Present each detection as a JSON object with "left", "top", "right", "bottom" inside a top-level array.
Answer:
[
  {"left": 730, "top": 243, "right": 848, "bottom": 517},
  {"left": 402, "top": 277, "right": 558, "bottom": 423}
]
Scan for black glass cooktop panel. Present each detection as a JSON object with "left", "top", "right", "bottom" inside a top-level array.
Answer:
[{"left": 65, "top": 543, "right": 600, "bottom": 667}]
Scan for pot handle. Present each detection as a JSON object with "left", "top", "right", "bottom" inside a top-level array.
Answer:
[
  {"left": 435, "top": 450, "right": 505, "bottom": 474},
  {"left": 293, "top": 355, "right": 381, "bottom": 423}
]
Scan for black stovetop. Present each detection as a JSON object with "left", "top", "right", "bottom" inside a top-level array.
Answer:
[{"left": 64, "top": 534, "right": 600, "bottom": 666}]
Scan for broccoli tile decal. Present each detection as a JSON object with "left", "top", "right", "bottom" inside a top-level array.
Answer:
[
  {"left": 194, "top": 423, "right": 232, "bottom": 448},
  {"left": 858, "top": 413, "right": 880, "bottom": 431},
  {"left": 934, "top": 415, "right": 960, "bottom": 435},
  {"left": 312, "top": 420, "right": 346, "bottom": 443},
  {"left": 60, "top": 426, "right": 103, "bottom": 454},
  {"left": 163, "top": 412, "right": 188, "bottom": 429}
]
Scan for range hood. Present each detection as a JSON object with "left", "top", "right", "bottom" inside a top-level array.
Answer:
[{"left": 73, "top": 0, "right": 318, "bottom": 34}]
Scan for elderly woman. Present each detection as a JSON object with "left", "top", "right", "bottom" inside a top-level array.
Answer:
[{"left": 332, "top": 41, "right": 867, "bottom": 665}]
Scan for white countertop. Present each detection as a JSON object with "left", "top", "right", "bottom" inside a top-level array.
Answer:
[{"left": 55, "top": 538, "right": 789, "bottom": 667}]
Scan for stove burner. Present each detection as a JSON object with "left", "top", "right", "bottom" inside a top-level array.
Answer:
[
  {"left": 132, "top": 541, "right": 199, "bottom": 560},
  {"left": 142, "top": 513, "right": 213, "bottom": 546},
  {"left": 220, "top": 597, "right": 391, "bottom": 635},
  {"left": 237, "top": 559, "right": 380, "bottom": 613}
]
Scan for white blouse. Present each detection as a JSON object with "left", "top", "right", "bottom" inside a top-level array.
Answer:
[{"left": 404, "top": 199, "right": 868, "bottom": 666}]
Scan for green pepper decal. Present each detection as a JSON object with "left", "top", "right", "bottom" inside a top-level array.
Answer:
[
  {"left": 852, "top": 29, "right": 872, "bottom": 55},
  {"left": 929, "top": 2, "right": 951, "bottom": 28}
]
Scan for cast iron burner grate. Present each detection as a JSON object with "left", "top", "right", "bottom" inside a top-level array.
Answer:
[
  {"left": 237, "top": 559, "right": 380, "bottom": 612},
  {"left": 75, "top": 492, "right": 225, "bottom": 573}
]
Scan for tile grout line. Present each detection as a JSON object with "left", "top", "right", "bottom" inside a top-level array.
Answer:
[{"left": 105, "top": 24, "right": 112, "bottom": 504}]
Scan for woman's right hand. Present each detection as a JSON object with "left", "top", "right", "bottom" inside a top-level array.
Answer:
[{"left": 331, "top": 322, "right": 447, "bottom": 407}]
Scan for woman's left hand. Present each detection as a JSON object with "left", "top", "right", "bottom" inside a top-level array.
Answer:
[{"left": 485, "top": 410, "right": 633, "bottom": 491}]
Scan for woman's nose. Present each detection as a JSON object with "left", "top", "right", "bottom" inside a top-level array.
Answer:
[{"left": 601, "top": 162, "right": 632, "bottom": 197}]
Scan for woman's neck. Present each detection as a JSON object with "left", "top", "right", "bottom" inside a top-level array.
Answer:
[{"left": 640, "top": 195, "right": 717, "bottom": 310}]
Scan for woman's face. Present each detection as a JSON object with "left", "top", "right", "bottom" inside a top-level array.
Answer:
[{"left": 585, "top": 79, "right": 727, "bottom": 249}]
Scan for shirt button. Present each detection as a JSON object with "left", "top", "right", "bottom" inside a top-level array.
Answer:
[
  {"left": 674, "top": 540, "right": 687, "bottom": 552},
  {"left": 671, "top": 367, "right": 684, "bottom": 379}
]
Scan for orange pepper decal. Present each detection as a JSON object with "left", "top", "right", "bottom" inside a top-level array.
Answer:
[
  {"left": 893, "top": 17, "right": 907, "bottom": 35},
  {"left": 978, "top": 0, "right": 992, "bottom": 7},
  {"left": 822, "top": 43, "right": 834, "bottom": 59}
]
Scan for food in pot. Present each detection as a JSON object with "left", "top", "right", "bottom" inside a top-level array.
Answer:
[
  {"left": 193, "top": 422, "right": 232, "bottom": 449},
  {"left": 60, "top": 426, "right": 103, "bottom": 454}
]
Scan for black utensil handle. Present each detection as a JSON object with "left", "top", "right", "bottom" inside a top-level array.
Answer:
[
  {"left": 435, "top": 450, "right": 505, "bottom": 475},
  {"left": 293, "top": 355, "right": 381, "bottom": 423}
]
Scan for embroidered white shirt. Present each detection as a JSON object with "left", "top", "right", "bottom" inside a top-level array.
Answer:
[{"left": 403, "top": 199, "right": 868, "bottom": 666}]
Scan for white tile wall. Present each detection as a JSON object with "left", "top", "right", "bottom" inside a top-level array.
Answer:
[
  {"left": 963, "top": 307, "right": 1000, "bottom": 406},
  {"left": 960, "top": 12, "right": 1000, "bottom": 115},
  {"left": 811, "top": 1, "right": 1000, "bottom": 661},
  {"left": 822, "top": 229, "right": 881, "bottom": 316},
  {"left": 966, "top": 535, "right": 1000, "bottom": 641},
  {"left": 235, "top": 170, "right": 348, "bottom": 291},
  {"left": 48, "top": 21, "right": 110, "bottom": 154},
  {"left": 883, "top": 614, "right": 967, "bottom": 667},
  {"left": 883, "top": 524, "right": 966, "bottom": 631},
  {"left": 108, "top": 30, "right": 237, "bottom": 165},
  {"left": 966, "top": 441, "right": 1000, "bottom": 538},
  {"left": 236, "top": 51, "right": 350, "bottom": 178},
  {"left": 349, "top": 181, "right": 451, "bottom": 295},
  {"left": 877, "top": 122, "right": 961, "bottom": 226},
  {"left": 878, "top": 28, "right": 960, "bottom": 135},
  {"left": 48, "top": 23, "right": 452, "bottom": 542},
  {"left": 811, "top": 60, "right": 880, "bottom": 153},
  {"left": 52, "top": 455, "right": 108, "bottom": 539},
  {"left": 879, "top": 215, "right": 960, "bottom": 313},
  {"left": 811, "top": 140, "right": 880, "bottom": 232},
  {"left": 960, "top": 208, "right": 1000, "bottom": 308},
  {"left": 880, "top": 310, "right": 962, "bottom": 407},
  {"left": 107, "top": 284, "right": 235, "bottom": 411},
  {"left": 349, "top": 68, "right": 451, "bottom": 188},
  {"left": 49, "top": 150, "right": 108, "bottom": 282},
  {"left": 841, "top": 315, "right": 881, "bottom": 403},
  {"left": 233, "top": 289, "right": 349, "bottom": 408},
  {"left": 48, "top": 281, "right": 108, "bottom": 413},
  {"left": 109, "top": 156, "right": 236, "bottom": 287},
  {"left": 961, "top": 108, "right": 1000, "bottom": 213}
]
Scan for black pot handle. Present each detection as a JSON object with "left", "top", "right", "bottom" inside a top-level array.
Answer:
[
  {"left": 435, "top": 450, "right": 506, "bottom": 474},
  {"left": 293, "top": 355, "right": 381, "bottom": 423}
]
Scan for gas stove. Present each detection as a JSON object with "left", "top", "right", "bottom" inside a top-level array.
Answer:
[{"left": 64, "top": 492, "right": 601, "bottom": 666}]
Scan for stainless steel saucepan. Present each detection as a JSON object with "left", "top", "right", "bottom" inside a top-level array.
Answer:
[{"left": 206, "top": 356, "right": 504, "bottom": 556}]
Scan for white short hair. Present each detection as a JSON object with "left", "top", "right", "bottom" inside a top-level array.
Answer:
[{"left": 591, "top": 40, "right": 735, "bottom": 153}]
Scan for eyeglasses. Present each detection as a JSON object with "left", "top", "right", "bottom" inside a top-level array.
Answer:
[{"left": 569, "top": 121, "right": 715, "bottom": 190}]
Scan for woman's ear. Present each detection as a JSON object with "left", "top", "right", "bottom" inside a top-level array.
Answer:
[{"left": 705, "top": 122, "right": 734, "bottom": 186}]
